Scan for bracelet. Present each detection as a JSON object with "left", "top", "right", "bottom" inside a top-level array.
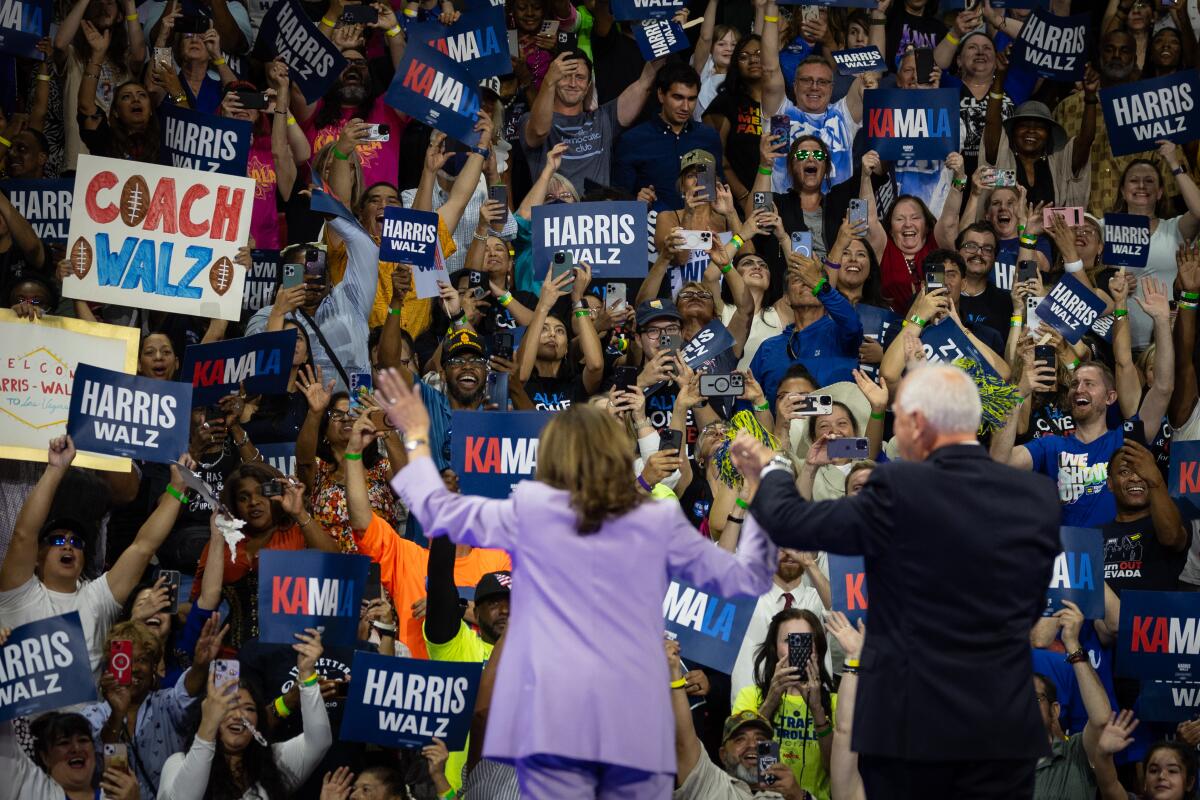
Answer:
[
  {"left": 498, "top": 291, "right": 513, "bottom": 306},
  {"left": 670, "top": 677, "right": 688, "bottom": 689},
  {"left": 842, "top": 665, "right": 859, "bottom": 675},
  {"left": 824, "top": 259, "right": 841, "bottom": 270},
  {"left": 343, "top": 452, "right": 363, "bottom": 461},
  {"left": 0, "top": 135, "right": 13, "bottom": 148},
  {"left": 296, "top": 513, "right": 314, "bottom": 527},
  {"left": 125, "top": 12, "right": 138, "bottom": 20},
  {"left": 757, "top": 166, "right": 773, "bottom": 175},
  {"left": 719, "top": 262, "right": 733, "bottom": 275},
  {"left": 84, "top": 71, "right": 100, "bottom": 80},
  {"left": 1181, "top": 300, "right": 1200, "bottom": 310},
  {"left": 815, "top": 724, "right": 833, "bottom": 739},
  {"left": 403, "top": 5, "right": 418, "bottom": 16},
  {"left": 386, "top": 24, "right": 402, "bottom": 37},
  {"left": 637, "top": 475, "right": 653, "bottom": 492},
  {"left": 1019, "top": 235, "right": 1038, "bottom": 247},
  {"left": 441, "top": 790, "right": 457, "bottom": 800},
  {"left": 870, "top": 411, "right": 884, "bottom": 420},
  {"left": 1010, "top": 319, "right": 1023, "bottom": 328},
  {"left": 1016, "top": 224, "right": 1025, "bottom": 233},
  {"left": 164, "top": 485, "right": 187, "bottom": 504},
  {"left": 870, "top": 17, "right": 886, "bottom": 25},
  {"left": 1061, "top": 259, "right": 1084, "bottom": 274},
  {"left": 1113, "top": 308, "right": 1128, "bottom": 318},
  {"left": 811, "top": 276, "right": 828, "bottom": 296},
  {"left": 301, "top": 672, "right": 320, "bottom": 686},
  {"left": 1065, "top": 648, "right": 1087, "bottom": 665},
  {"left": 945, "top": 31, "right": 961, "bottom": 45},
  {"left": 727, "top": 515, "right": 745, "bottom": 524},
  {"left": 472, "top": 231, "right": 489, "bottom": 242},
  {"left": 951, "top": 178, "right": 966, "bottom": 190},
  {"left": 988, "top": 91, "right": 1004, "bottom": 100},
  {"left": 907, "top": 313, "right": 927, "bottom": 328},
  {"left": 574, "top": 309, "right": 592, "bottom": 318},
  {"left": 764, "top": 14, "right": 779, "bottom": 22},
  {"left": 274, "top": 695, "right": 292, "bottom": 717},
  {"left": 213, "top": 57, "right": 226, "bottom": 65},
  {"left": 1068, "top": 358, "right": 1081, "bottom": 370},
  {"left": 1084, "top": 96, "right": 1100, "bottom": 106},
  {"left": 320, "top": 15, "right": 335, "bottom": 26},
  {"left": 233, "top": 430, "right": 249, "bottom": 446},
  {"left": 388, "top": 307, "right": 403, "bottom": 316},
  {"left": 286, "top": 115, "right": 297, "bottom": 126},
  {"left": 1009, "top": 315, "right": 1022, "bottom": 324},
  {"left": 754, "top": 400, "right": 771, "bottom": 411},
  {"left": 735, "top": 497, "right": 749, "bottom": 510},
  {"left": 730, "top": 234, "right": 745, "bottom": 249},
  {"left": 332, "top": 146, "right": 350, "bottom": 161},
  {"left": 1183, "top": 291, "right": 1200, "bottom": 301},
  {"left": 36, "top": 73, "right": 50, "bottom": 81},
  {"left": 844, "top": 658, "right": 861, "bottom": 668}
]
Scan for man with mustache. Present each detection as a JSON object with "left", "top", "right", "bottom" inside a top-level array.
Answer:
[{"left": 955, "top": 222, "right": 1015, "bottom": 343}]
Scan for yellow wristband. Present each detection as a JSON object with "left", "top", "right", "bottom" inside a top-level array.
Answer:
[
  {"left": 945, "top": 31, "right": 961, "bottom": 45},
  {"left": 670, "top": 677, "right": 688, "bottom": 689},
  {"left": 125, "top": 12, "right": 138, "bottom": 21},
  {"left": 302, "top": 672, "right": 320, "bottom": 686},
  {"left": 0, "top": 136, "right": 14, "bottom": 148},
  {"left": 386, "top": 24, "right": 402, "bottom": 37},
  {"left": 36, "top": 74, "right": 50, "bottom": 82},
  {"left": 274, "top": 695, "right": 292, "bottom": 717},
  {"left": 764, "top": 14, "right": 779, "bottom": 22},
  {"left": 844, "top": 658, "right": 861, "bottom": 668},
  {"left": 287, "top": 115, "right": 297, "bottom": 126},
  {"left": 403, "top": 6, "right": 418, "bottom": 16},
  {"left": 213, "top": 57, "right": 226, "bottom": 66},
  {"left": 321, "top": 16, "right": 335, "bottom": 26}
]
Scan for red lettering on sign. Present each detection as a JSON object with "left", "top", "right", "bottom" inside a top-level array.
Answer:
[
  {"left": 143, "top": 177, "right": 179, "bottom": 234},
  {"left": 85, "top": 171, "right": 119, "bottom": 223},
  {"left": 1181, "top": 461, "right": 1200, "bottom": 495},
  {"left": 179, "top": 184, "right": 210, "bottom": 237},
  {"left": 845, "top": 573, "right": 867, "bottom": 610},
  {"left": 210, "top": 187, "right": 246, "bottom": 242}
]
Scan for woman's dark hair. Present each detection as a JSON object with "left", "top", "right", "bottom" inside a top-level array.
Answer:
[
  {"left": 73, "top": 3, "right": 129, "bottom": 69},
  {"left": 313, "top": 80, "right": 377, "bottom": 132},
  {"left": 722, "top": 252, "right": 785, "bottom": 322},
  {"left": 316, "top": 392, "right": 384, "bottom": 469},
  {"left": 1143, "top": 740, "right": 1199, "bottom": 797},
  {"left": 753, "top": 608, "right": 835, "bottom": 725},
  {"left": 806, "top": 400, "right": 859, "bottom": 441},
  {"left": 1112, "top": 158, "right": 1172, "bottom": 219},
  {"left": 30, "top": 712, "right": 93, "bottom": 771},
  {"left": 718, "top": 34, "right": 763, "bottom": 98},
  {"left": 184, "top": 681, "right": 290, "bottom": 800},
  {"left": 109, "top": 81, "right": 161, "bottom": 162},
  {"left": 844, "top": 237, "right": 887, "bottom": 307},
  {"left": 220, "top": 462, "right": 291, "bottom": 527},
  {"left": 7, "top": 270, "right": 60, "bottom": 308},
  {"left": 1146, "top": 27, "right": 1183, "bottom": 77},
  {"left": 885, "top": 194, "right": 937, "bottom": 242}
]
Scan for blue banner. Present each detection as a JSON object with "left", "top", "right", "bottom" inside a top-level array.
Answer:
[
  {"left": 259, "top": 441, "right": 296, "bottom": 475},
  {"left": 159, "top": 104, "right": 252, "bottom": 177},
  {"left": 832, "top": 47, "right": 886, "bottom": 76},
  {"left": 1044, "top": 526, "right": 1103, "bottom": 618},
  {"left": 1103, "top": 213, "right": 1151, "bottom": 268},
  {"left": 0, "top": 0, "right": 48, "bottom": 59},
  {"left": 1138, "top": 681, "right": 1200, "bottom": 722},
  {"left": 255, "top": 0, "right": 346, "bottom": 103},
  {"left": 408, "top": 5, "right": 508, "bottom": 80},
  {"left": 0, "top": 613, "right": 96, "bottom": 722},
  {"left": 379, "top": 206, "right": 439, "bottom": 267},
  {"left": 258, "top": 550, "right": 368, "bottom": 647},
  {"left": 1035, "top": 272, "right": 1106, "bottom": 343},
  {"left": 777, "top": 0, "right": 874, "bottom": 7},
  {"left": 1012, "top": 8, "right": 1088, "bottom": 82},
  {"left": 67, "top": 364, "right": 190, "bottom": 463},
  {"left": 1117, "top": 590, "right": 1200, "bottom": 681},
  {"left": 342, "top": 652, "right": 481, "bottom": 750},
  {"left": 829, "top": 554, "right": 868, "bottom": 625},
  {"left": 1169, "top": 440, "right": 1200, "bottom": 515},
  {"left": 309, "top": 170, "right": 358, "bottom": 224},
  {"left": 181, "top": 329, "right": 298, "bottom": 405},
  {"left": 632, "top": 19, "right": 689, "bottom": 61},
  {"left": 386, "top": 39, "right": 482, "bottom": 147},
  {"left": 531, "top": 200, "right": 648, "bottom": 279},
  {"left": 1, "top": 179, "right": 71, "bottom": 243},
  {"left": 609, "top": 0, "right": 685, "bottom": 20},
  {"left": 241, "top": 248, "right": 279, "bottom": 320},
  {"left": 680, "top": 319, "right": 735, "bottom": 371},
  {"left": 1101, "top": 71, "right": 1200, "bottom": 158},
  {"left": 450, "top": 410, "right": 553, "bottom": 498},
  {"left": 864, "top": 88, "right": 959, "bottom": 160},
  {"left": 919, "top": 319, "right": 999, "bottom": 376},
  {"left": 663, "top": 579, "right": 755, "bottom": 673}
]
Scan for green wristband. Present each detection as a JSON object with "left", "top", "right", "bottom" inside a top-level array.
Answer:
[
  {"left": 754, "top": 400, "right": 771, "bottom": 411},
  {"left": 164, "top": 484, "right": 187, "bottom": 504},
  {"left": 870, "top": 411, "right": 885, "bottom": 420},
  {"left": 343, "top": 452, "right": 363, "bottom": 461},
  {"left": 1183, "top": 291, "right": 1200, "bottom": 301},
  {"left": 332, "top": 146, "right": 350, "bottom": 161},
  {"left": 811, "top": 276, "right": 828, "bottom": 296},
  {"left": 735, "top": 498, "right": 749, "bottom": 510}
]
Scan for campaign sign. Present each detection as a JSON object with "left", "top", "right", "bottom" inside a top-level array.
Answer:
[
  {"left": 777, "top": 0, "right": 875, "bottom": 7},
  {"left": 829, "top": 554, "right": 868, "bottom": 625},
  {"left": 0, "top": 0, "right": 48, "bottom": 59},
  {"left": 379, "top": 206, "right": 439, "bottom": 267},
  {"left": 0, "top": 613, "right": 96, "bottom": 722},
  {"left": 259, "top": 441, "right": 296, "bottom": 476},
  {"left": 241, "top": 249, "right": 279, "bottom": 319},
  {"left": 663, "top": 579, "right": 755, "bottom": 673},
  {"left": 919, "top": 318, "right": 999, "bottom": 376},
  {"left": 532, "top": 200, "right": 647, "bottom": 279},
  {"left": 1, "top": 179, "right": 72, "bottom": 243},
  {"left": 1044, "top": 526, "right": 1103, "bottom": 618},
  {"left": 1035, "top": 272, "right": 1106, "bottom": 343},
  {"left": 159, "top": 104, "right": 252, "bottom": 177},
  {"left": 864, "top": 89, "right": 959, "bottom": 160},
  {"left": 633, "top": 19, "right": 689, "bottom": 61},
  {"left": 1013, "top": 8, "right": 1088, "bottom": 82},
  {"left": 1103, "top": 213, "right": 1151, "bottom": 268},
  {"left": 1101, "top": 71, "right": 1200, "bottom": 157},
  {"left": 386, "top": 39, "right": 482, "bottom": 147},
  {"left": 67, "top": 364, "right": 190, "bottom": 464},
  {"left": 408, "top": 5, "right": 508, "bottom": 80},
  {"left": 342, "top": 652, "right": 481, "bottom": 750},
  {"left": 451, "top": 410, "right": 552, "bottom": 498},
  {"left": 62, "top": 155, "right": 254, "bottom": 322},
  {"left": 258, "top": 550, "right": 368, "bottom": 647},
  {"left": 1137, "top": 681, "right": 1200, "bottom": 722},
  {"left": 609, "top": 0, "right": 685, "bottom": 20},
  {"left": 181, "top": 329, "right": 298, "bottom": 405},
  {"left": 308, "top": 170, "right": 358, "bottom": 225},
  {"left": 411, "top": 240, "right": 451, "bottom": 300},
  {"left": 680, "top": 319, "right": 736, "bottom": 371},
  {"left": 1169, "top": 440, "right": 1200, "bottom": 515},
  {"left": 1117, "top": 590, "right": 1200, "bottom": 681},
  {"left": 255, "top": 0, "right": 346, "bottom": 103},
  {"left": 832, "top": 47, "right": 886, "bottom": 76}
]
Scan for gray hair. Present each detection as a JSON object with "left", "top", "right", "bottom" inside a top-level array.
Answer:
[{"left": 896, "top": 364, "right": 981, "bottom": 436}]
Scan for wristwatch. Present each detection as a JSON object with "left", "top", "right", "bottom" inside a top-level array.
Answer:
[
  {"left": 403, "top": 436, "right": 428, "bottom": 452},
  {"left": 763, "top": 454, "right": 796, "bottom": 476}
]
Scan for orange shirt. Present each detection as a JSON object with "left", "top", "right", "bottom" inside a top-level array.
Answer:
[
  {"left": 354, "top": 514, "right": 430, "bottom": 659},
  {"left": 191, "top": 524, "right": 307, "bottom": 599},
  {"left": 453, "top": 547, "right": 512, "bottom": 591}
]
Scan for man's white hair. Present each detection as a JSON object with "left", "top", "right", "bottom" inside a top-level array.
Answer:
[{"left": 896, "top": 364, "right": 981, "bottom": 436}]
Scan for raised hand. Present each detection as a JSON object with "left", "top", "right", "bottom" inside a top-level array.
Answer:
[
  {"left": 296, "top": 365, "right": 334, "bottom": 414},
  {"left": 293, "top": 627, "right": 324, "bottom": 681},
  {"left": 47, "top": 435, "right": 76, "bottom": 469},
  {"left": 375, "top": 367, "right": 433, "bottom": 436},
  {"left": 824, "top": 610, "right": 865, "bottom": 659},
  {"left": 1097, "top": 710, "right": 1139, "bottom": 756},
  {"left": 1134, "top": 275, "right": 1171, "bottom": 322}
]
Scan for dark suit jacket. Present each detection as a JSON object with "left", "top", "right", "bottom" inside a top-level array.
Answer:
[{"left": 750, "top": 444, "right": 1061, "bottom": 762}]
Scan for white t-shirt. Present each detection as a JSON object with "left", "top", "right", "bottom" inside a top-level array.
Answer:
[
  {"left": 721, "top": 304, "right": 785, "bottom": 372},
  {"left": 0, "top": 575, "right": 121, "bottom": 678},
  {"left": 771, "top": 97, "right": 861, "bottom": 193},
  {"left": 695, "top": 57, "right": 727, "bottom": 121}
]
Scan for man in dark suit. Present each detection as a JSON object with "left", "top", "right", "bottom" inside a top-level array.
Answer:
[{"left": 731, "top": 364, "right": 1061, "bottom": 799}]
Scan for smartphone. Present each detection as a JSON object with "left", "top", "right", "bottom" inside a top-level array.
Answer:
[
  {"left": 925, "top": 266, "right": 945, "bottom": 290},
  {"left": 261, "top": 478, "right": 284, "bottom": 498},
  {"left": 1123, "top": 419, "right": 1147, "bottom": 446},
  {"left": 695, "top": 166, "right": 717, "bottom": 204},
  {"left": 1033, "top": 343, "right": 1056, "bottom": 380},
  {"left": 109, "top": 640, "right": 133, "bottom": 686},
  {"left": 605, "top": 282, "right": 627, "bottom": 311},
  {"left": 827, "top": 437, "right": 870, "bottom": 459},
  {"left": 102, "top": 743, "right": 128, "bottom": 773},
  {"left": 753, "top": 191, "right": 774, "bottom": 214},
  {"left": 349, "top": 372, "right": 372, "bottom": 408},
  {"left": 339, "top": 3, "right": 378, "bottom": 24},
  {"left": 787, "top": 631, "right": 814, "bottom": 674},
  {"left": 801, "top": 4, "right": 822, "bottom": 23},
  {"left": 233, "top": 90, "right": 270, "bottom": 110},
  {"left": 508, "top": 28, "right": 520, "bottom": 57},
  {"left": 1043, "top": 206, "right": 1083, "bottom": 229},
  {"left": 614, "top": 366, "right": 639, "bottom": 392},
  {"left": 539, "top": 19, "right": 559, "bottom": 37},
  {"left": 661, "top": 333, "right": 683, "bottom": 353},
  {"left": 488, "top": 184, "right": 508, "bottom": 225},
  {"left": 555, "top": 29, "right": 578, "bottom": 53},
  {"left": 281, "top": 261, "right": 303, "bottom": 290},
  {"left": 790, "top": 231, "right": 813, "bottom": 256},
  {"left": 679, "top": 230, "right": 713, "bottom": 250},
  {"left": 659, "top": 428, "right": 683, "bottom": 452},
  {"left": 551, "top": 251, "right": 576, "bottom": 286},
  {"left": 757, "top": 740, "right": 781, "bottom": 786},
  {"left": 212, "top": 658, "right": 240, "bottom": 687},
  {"left": 485, "top": 371, "right": 509, "bottom": 410},
  {"left": 1017, "top": 260, "right": 1039, "bottom": 285},
  {"left": 363, "top": 123, "right": 390, "bottom": 142},
  {"left": 992, "top": 169, "right": 1017, "bottom": 188},
  {"left": 699, "top": 373, "right": 745, "bottom": 398},
  {"left": 365, "top": 561, "right": 382, "bottom": 602},
  {"left": 153, "top": 46, "right": 173, "bottom": 69},
  {"left": 304, "top": 246, "right": 327, "bottom": 278},
  {"left": 492, "top": 332, "right": 514, "bottom": 361},
  {"left": 794, "top": 393, "right": 834, "bottom": 416},
  {"left": 769, "top": 114, "right": 791, "bottom": 146},
  {"left": 175, "top": 13, "right": 209, "bottom": 34},
  {"left": 204, "top": 405, "right": 225, "bottom": 423},
  {"left": 915, "top": 47, "right": 935, "bottom": 84},
  {"left": 1026, "top": 295, "right": 1042, "bottom": 331},
  {"left": 848, "top": 198, "right": 868, "bottom": 226},
  {"left": 160, "top": 569, "right": 181, "bottom": 615}
]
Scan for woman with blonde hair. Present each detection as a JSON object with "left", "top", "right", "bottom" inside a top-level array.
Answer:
[{"left": 377, "top": 372, "right": 776, "bottom": 799}]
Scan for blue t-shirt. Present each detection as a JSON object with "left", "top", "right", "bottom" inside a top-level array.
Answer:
[
  {"left": 992, "top": 236, "right": 1054, "bottom": 290},
  {"left": 1024, "top": 424, "right": 1125, "bottom": 527}
]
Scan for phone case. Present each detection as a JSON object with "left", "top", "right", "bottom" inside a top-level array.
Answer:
[{"left": 109, "top": 640, "right": 133, "bottom": 685}]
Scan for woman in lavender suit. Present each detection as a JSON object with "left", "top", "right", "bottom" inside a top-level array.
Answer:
[{"left": 375, "top": 368, "right": 777, "bottom": 799}]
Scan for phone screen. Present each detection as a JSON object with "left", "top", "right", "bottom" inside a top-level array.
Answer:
[{"left": 915, "top": 48, "right": 935, "bottom": 84}]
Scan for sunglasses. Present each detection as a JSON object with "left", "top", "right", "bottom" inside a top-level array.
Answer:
[
  {"left": 43, "top": 534, "right": 84, "bottom": 550},
  {"left": 791, "top": 150, "right": 827, "bottom": 161}
]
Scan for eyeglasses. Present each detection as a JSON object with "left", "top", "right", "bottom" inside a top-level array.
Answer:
[
  {"left": 327, "top": 409, "right": 355, "bottom": 421},
  {"left": 16, "top": 296, "right": 45, "bottom": 306},
  {"left": 546, "top": 191, "right": 575, "bottom": 202},
  {"left": 43, "top": 534, "right": 84, "bottom": 550},
  {"left": 960, "top": 242, "right": 996, "bottom": 256},
  {"left": 445, "top": 356, "right": 486, "bottom": 368},
  {"left": 737, "top": 51, "right": 763, "bottom": 62},
  {"left": 676, "top": 290, "right": 713, "bottom": 301},
  {"left": 642, "top": 325, "right": 682, "bottom": 341},
  {"left": 796, "top": 77, "right": 833, "bottom": 88},
  {"left": 792, "top": 150, "right": 827, "bottom": 161},
  {"left": 1074, "top": 226, "right": 1099, "bottom": 238}
]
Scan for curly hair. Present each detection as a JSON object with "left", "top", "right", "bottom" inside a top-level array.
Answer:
[{"left": 220, "top": 462, "right": 291, "bottom": 527}]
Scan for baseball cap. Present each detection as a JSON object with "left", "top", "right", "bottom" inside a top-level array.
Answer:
[
  {"left": 721, "top": 710, "right": 774, "bottom": 744},
  {"left": 679, "top": 148, "right": 716, "bottom": 173},
  {"left": 446, "top": 329, "right": 485, "bottom": 360},
  {"left": 479, "top": 76, "right": 502, "bottom": 100},
  {"left": 39, "top": 517, "right": 91, "bottom": 545},
  {"left": 474, "top": 571, "right": 512, "bottom": 604},
  {"left": 636, "top": 298, "right": 683, "bottom": 328}
]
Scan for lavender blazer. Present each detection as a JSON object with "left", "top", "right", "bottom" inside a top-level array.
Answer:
[{"left": 391, "top": 457, "right": 777, "bottom": 774}]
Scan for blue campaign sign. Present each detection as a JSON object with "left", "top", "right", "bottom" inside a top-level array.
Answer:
[
  {"left": 779, "top": 0, "right": 873, "bottom": 7},
  {"left": 680, "top": 319, "right": 735, "bottom": 371},
  {"left": 0, "top": 0, "right": 48, "bottom": 59},
  {"left": 408, "top": 5, "right": 509, "bottom": 80},
  {"left": 632, "top": 19, "right": 689, "bottom": 61},
  {"left": 159, "top": 104, "right": 252, "bottom": 177},
  {"left": 829, "top": 554, "right": 868, "bottom": 625},
  {"left": 1, "top": 179, "right": 71, "bottom": 243},
  {"left": 919, "top": 319, "right": 999, "bottom": 376},
  {"left": 864, "top": 88, "right": 959, "bottom": 160},
  {"left": 1103, "top": 213, "right": 1151, "bottom": 268},
  {"left": 181, "top": 329, "right": 298, "bottom": 405},
  {"left": 663, "top": 579, "right": 755, "bottom": 673},
  {"left": 856, "top": 303, "right": 896, "bottom": 342},
  {"left": 1117, "top": 590, "right": 1200, "bottom": 681},
  {"left": 1044, "top": 526, "right": 1103, "bottom": 618},
  {"left": 255, "top": 0, "right": 346, "bottom": 103},
  {"left": 1169, "top": 440, "right": 1200, "bottom": 515},
  {"left": 386, "top": 39, "right": 482, "bottom": 147},
  {"left": 1035, "top": 272, "right": 1106, "bottom": 344},
  {"left": 531, "top": 200, "right": 648, "bottom": 279},
  {"left": 342, "top": 652, "right": 481, "bottom": 750},
  {"left": 241, "top": 249, "right": 279, "bottom": 320},
  {"left": 258, "top": 550, "right": 368, "bottom": 647},
  {"left": 308, "top": 170, "right": 358, "bottom": 224},
  {"left": 1137, "top": 681, "right": 1200, "bottom": 722},
  {"left": 379, "top": 206, "right": 440, "bottom": 267},
  {"left": 0, "top": 613, "right": 96, "bottom": 722},
  {"left": 259, "top": 441, "right": 296, "bottom": 476},
  {"left": 1101, "top": 71, "right": 1200, "bottom": 157},
  {"left": 832, "top": 47, "right": 886, "bottom": 76},
  {"left": 67, "top": 364, "right": 191, "bottom": 464},
  {"left": 451, "top": 410, "right": 553, "bottom": 498},
  {"left": 1012, "top": 8, "right": 1088, "bottom": 82},
  {"left": 609, "top": 0, "right": 685, "bottom": 20}
]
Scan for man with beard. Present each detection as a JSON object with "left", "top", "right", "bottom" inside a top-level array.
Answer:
[
  {"left": 1054, "top": 29, "right": 1192, "bottom": 216},
  {"left": 958, "top": 184, "right": 1051, "bottom": 290},
  {"left": 956, "top": 222, "right": 1015, "bottom": 343},
  {"left": 441, "top": 329, "right": 491, "bottom": 410}
]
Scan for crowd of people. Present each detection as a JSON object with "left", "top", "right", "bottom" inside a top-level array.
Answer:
[{"left": 3, "top": 0, "right": 1200, "bottom": 796}]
